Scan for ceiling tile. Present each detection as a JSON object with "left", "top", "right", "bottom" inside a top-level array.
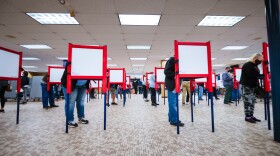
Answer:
[
  {"left": 25, "top": 33, "right": 63, "bottom": 40},
  {"left": 75, "top": 14, "right": 119, "bottom": 25},
  {"left": 0, "top": 13, "right": 38, "bottom": 25},
  {"left": 83, "top": 25, "right": 122, "bottom": 34},
  {"left": 70, "top": 0, "right": 116, "bottom": 14},
  {"left": 156, "top": 26, "right": 194, "bottom": 34},
  {"left": 44, "top": 25, "right": 87, "bottom": 33},
  {"left": 122, "top": 26, "right": 157, "bottom": 34},
  {"left": 160, "top": 15, "right": 204, "bottom": 26}
]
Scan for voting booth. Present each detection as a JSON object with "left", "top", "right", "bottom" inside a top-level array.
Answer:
[
  {"left": 0, "top": 47, "right": 22, "bottom": 124},
  {"left": 108, "top": 68, "right": 126, "bottom": 106},
  {"left": 47, "top": 66, "right": 64, "bottom": 91},
  {"left": 154, "top": 67, "right": 166, "bottom": 104}
]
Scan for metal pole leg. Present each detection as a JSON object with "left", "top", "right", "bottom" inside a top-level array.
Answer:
[
  {"left": 104, "top": 93, "right": 107, "bottom": 130},
  {"left": 176, "top": 93, "right": 180, "bottom": 134},
  {"left": 16, "top": 93, "right": 20, "bottom": 124}
]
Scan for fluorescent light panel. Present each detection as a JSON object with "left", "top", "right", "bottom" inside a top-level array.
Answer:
[
  {"left": 198, "top": 15, "right": 245, "bottom": 27},
  {"left": 23, "top": 57, "right": 40, "bottom": 60},
  {"left": 211, "top": 58, "right": 216, "bottom": 60},
  {"left": 46, "top": 64, "right": 61, "bottom": 66},
  {"left": 26, "top": 13, "right": 79, "bottom": 25},
  {"left": 212, "top": 64, "right": 225, "bottom": 67},
  {"left": 222, "top": 46, "right": 249, "bottom": 50},
  {"left": 119, "top": 14, "right": 161, "bottom": 26},
  {"left": 108, "top": 64, "right": 117, "bottom": 67},
  {"left": 232, "top": 58, "right": 249, "bottom": 61},
  {"left": 107, "top": 58, "right": 112, "bottom": 60},
  {"left": 21, "top": 44, "right": 52, "bottom": 49},
  {"left": 56, "top": 57, "right": 68, "bottom": 60},
  {"left": 130, "top": 57, "right": 147, "bottom": 60},
  {"left": 165, "top": 58, "right": 170, "bottom": 60},
  {"left": 132, "top": 64, "right": 144, "bottom": 67},
  {"left": 127, "top": 45, "right": 151, "bottom": 50},
  {"left": 23, "top": 66, "right": 37, "bottom": 68}
]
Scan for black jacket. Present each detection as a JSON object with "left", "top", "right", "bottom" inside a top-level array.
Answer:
[
  {"left": 61, "top": 68, "right": 89, "bottom": 91},
  {"left": 21, "top": 75, "right": 29, "bottom": 88},
  {"left": 164, "top": 57, "right": 176, "bottom": 91},
  {"left": 240, "top": 61, "right": 260, "bottom": 88}
]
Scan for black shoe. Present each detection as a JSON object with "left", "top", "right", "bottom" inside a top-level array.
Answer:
[
  {"left": 182, "top": 103, "right": 185, "bottom": 105},
  {"left": 50, "top": 105, "right": 59, "bottom": 107},
  {"left": 170, "top": 121, "right": 184, "bottom": 127},
  {"left": 78, "top": 118, "right": 89, "bottom": 124},
  {"left": 199, "top": 99, "right": 204, "bottom": 101},
  {"left": 251, "top": 116, "right": 261, "bottom": 122},
  {"left": 0, "top": 109, "right": 5, "bottom": 113},
  {"left": 215, "top": 98, "right": 220, "bottom": 100},
  {"left": 245, "top": 117, "right": 256, "bottom": 123},
  {"left": 106, "top": 103, "right": 110, "bottom": 107},
  {"left": 151, "top": 103, "right": 157, "bottom": 106},
  {"left": 145, "top": 99, "right": 150, "bottom": 102},
  {"left": 68, "top": 121, "right": 78, "bottom": 127},
  {"left": 229, "top": 101, "right": 234, "bottom": 103},
  {"left": 20, "top": 101, "right": 27, "bottom": 104},
  {"left": 111, "top": 102, "right": 118, "bottom": 105}
]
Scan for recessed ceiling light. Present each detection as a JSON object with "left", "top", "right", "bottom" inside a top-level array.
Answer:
[
  {"left": 127, "top": 45, "right": 151, "bottom": 50},
  {"left": 165, "top": 58, "right": 170, "bottom": 60},
  {"left": 107, "top": 58, "right": 112, "bottom": 60},
  {"left": 21, "top": 44, "right": 52, "bottom": 49},
  {"left": 130, "top": 58, "right": 147, "bottom": 60},
  {"left": 221, "top": 46, "right": 249, "bottom": 50},
  {"left": 198, "top": 15, "right": 245, "bottom": 27},
  {"left": 119, "top": 14, "right": 161, "bottom": 26},
  {"left": 46, "top": 64, "right": 61, "bottom": 66},
  {"left": 26, "top": 13, "right": 79, "bottom": 25},
  {"left": 232, "top": 58, "right": 249, "bottom": 61},
  {"left": 212, "top": 64, "right": 225, "bottom": 67},
  {"left": 22, "top": 57, "right": 40, "bottom": 60},
  {"left": 25, "top": 70, "right": 37, "bottom": 72},
  {"left": 108, "top": 64, "right": 117, "bottom": 67},
  {"left": 133, "top": 68, "right": 143, "bottom": 71},
  {"left": 23, "top": 66, "right": 37, "bottom": 68},
  {"left": 132, "top": 64, "right": 144, "bottom": 67},
  {"left": 211, "top": 58, "right": 217, "bottom": 60},
  {"left": 56, "top": 57, "right": 68, "bottom": 60}
]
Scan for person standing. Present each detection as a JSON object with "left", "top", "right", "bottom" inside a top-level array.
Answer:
[
  {"left": 107, "top": 84, "right": 118, "bottom": 105},
  {"left": 240, "top": 53, "right": 263, "bottom": 123},
  {"left": 132, "top": 80, "right": 138, "bottom": 94},
  {"left": 41, "top": 74, "right": 59, "bottom": 110},
  {"left": 0, "top": 80, "right": 9, "bottom": 113},
  {"left": 164, "top": 57, "right": 184, "bottom": 126},
  {"left": 149, "top": 74, "right": 157, "bottom": 106},
  {"left": 181, "top": 79, "right": 190, "bottom": 105},
  {"left": 198, "top": 83, "right": 204, "bottom": 100},
  {"left": 138, "top": 80, "right": 143, "bottom": 94},
  {"left": 21, "top": 71, "right": 29, "bottom": 104},
  {"left": 61, "top": 65, "right": 89, "bottom": 128},
  {"left": 142, "top": 78, "right": 149, "bottom": 102},
  {"left": 222, "top": 67, "right": 234, "bottom": 104}
]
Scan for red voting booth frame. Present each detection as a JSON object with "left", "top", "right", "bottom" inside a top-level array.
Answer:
[
  {"left": 47, "top": 66, "right": 64, "bottom": 91},
  {"left": 174, "top": 40, "right": 214, "bottom": 134},
  {"left": 262, "top": 42, "right": 271, "bottom": 92},
  {"left": 126, "top": 75, "right": 131, "bottom": 88},
  {"left": 145, "top": 72, "right": 153, "bottom": 90},
  {"left": 66, "top": 44, "right": 107, "bottom": 94},
  {"left": 107, "top": 68, "right": 126, "bottom": 90},
  {"left": 233, "top": 68, "right": 242, "bottom": 90},
  {"left": 154, "top": 67, "right": 165, "bottom": 90},
  {"left": 0, "top": 47, "right": 22, "bottom": 124}
]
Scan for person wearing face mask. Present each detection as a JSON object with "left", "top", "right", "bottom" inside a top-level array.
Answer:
[{"left": 240, "top": 53, "right": 263, "bottom": 123}]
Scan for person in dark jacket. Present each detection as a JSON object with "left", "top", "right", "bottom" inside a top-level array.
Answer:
[
  {"left": 240, "top": 53, "right": 263, "bottom": 123},
  {"left": 61, "top": 65, "right": 90, "bottom": 127},
  {"left": 21, "top": 71, "right": 29, "bottom": 104},
  {"left": 164, "top": 57, "right": 184, "bottom": 127},
  {"left": 222, "top": 67, "right": 234, "bottom": 104},
  {"left": 41, "top": 74, "right": 58, "bottom": 109},
  {"left": 0, "top": 80, "right": 9, "bottom": 112}
]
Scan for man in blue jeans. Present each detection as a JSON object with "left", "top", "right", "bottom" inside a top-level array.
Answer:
[
  {"left": 61, "top": 66, "right": 89, "bottom": 128},
  {"left": 164, "top": 57, "right": 184, "bottom": 126},
  {"left": 222, "top": 67, "right": 234, "bottom": 104}
]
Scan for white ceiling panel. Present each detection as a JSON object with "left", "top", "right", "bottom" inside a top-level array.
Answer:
[
  {"left": 83, "top": 25, "right": 122, "bottom": 34},
  {"left": 25, "top": 33, "right": 63, "bottom": 40},
  {"left": 0, "top": 0, "right": 21, "bottom": 13},
  {"left": 190, "top": 27, "right": 229, "bottom": 35},
  {"left": 234, "top": 16, "right": 266, "bottom": 28},
  {"left": 122, "top": 26, "right": 157, "bottom": 34},
  {"left": 123, "top": 34, "right": 155, "bottom": 41},
  {"left": 156, "top": 26, "right": 194, "bottom": 34},
  {"left": 114, "top": 0, "right": 166, "bottom": 14},
  {"left": 183, "top": 34, "right": 218, "bottom": 42},
  {"left": 124, "top": 40, "right": 153, "bottom": 45},
  {"left": 92, "top": 34, "right": 123, "bottom": 40},
  {"left": 0, "top": 13, "right": 38, "bottom": 25},
  {"left": 70, "top": 0, "right": 116, "bottom": 14},
  {"left": 7, "top": 25, "right": 52, "bottom": 33},
  {"left": 66, "top": 40, "right": 98, "bottom": 45},
  {"left": 160, "top": 15, "right": 204, "bottom": 26},
  {"left": 44, "top": 25, "right": 87, "bottom": 33},
  {"left": 164, "top": 0, "right": 218, "bottom": 15},
  {"left": 57, "top": 33, "right": 92, "bottom": 40},
  {"left": 75, "top": 14, "right": 119, "bottom": 25}
]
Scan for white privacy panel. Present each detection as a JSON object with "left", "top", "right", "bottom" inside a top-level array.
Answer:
[
  {"left": 126, "top": 76, "right": 130, "bottom": 85},
  {"left": 212, "top": 74, "right": 216, "bottom": 84},
  {"left": 156, "top": 69, "right": 165, "bottom": 83},
  {"left": 258, "top": 63, "right": 263, "bottom": 75},
  {"left": 49, "top": 68, "right": 64, "bottom": 83},
  {"left": 195, "top": 78, "right": 207, "bottom": 83},
  {"left": 90, "top": 80, "right": 98, "bottom": 88},
  {"left": 71, "top": 48, "right": 103, "bottom": 76},
  {"left": 267, "top": 47, "right": 270, "bottom": 72},
  {"left": 178, "top": 45, "right": 208, "bottom": 75},
  {"left": 109, "top": 70, "right": 123, "bottom": 83},
  {"left": 235, "top": 69, "right": 242, "bottom": 82},
  {"left": 0, "top": 49, "right": 20, "bottom": 78}
]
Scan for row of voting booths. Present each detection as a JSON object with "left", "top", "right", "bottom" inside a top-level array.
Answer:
[{"left": 0, "top": 41, "right": 272, "bottom": 134}]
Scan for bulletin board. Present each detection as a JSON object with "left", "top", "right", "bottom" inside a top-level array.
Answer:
[
  {"left": 174, "top": 40, "right": 213, "bottom": 93},
  {"left": 67, "top": 44, "right": 107, "bottom": 93},
  {"left": 48, "top": 66, "right": 64, "bottom": 91},
  {"left": 155, "top": 67, "right": 165, "bottom": 83}
]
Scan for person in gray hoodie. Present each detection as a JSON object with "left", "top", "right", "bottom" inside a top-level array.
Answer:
[{"left": 222, "top": 67, "right": 234, "bottom": 104}]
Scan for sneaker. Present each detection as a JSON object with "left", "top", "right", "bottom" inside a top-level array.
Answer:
[
  {"left": 151, "top": 103, "right": 157, "bottom": 106},
  {"left": 170, "top": 121, "right": 184, "bottom": 127},
  {"left": 68, "top": 121, "right": 78, "bottom": 127},
  {"left": 182, "top": 102, "right": 185, "bottom": 105},
  {"left": 245, "top": 117, "right": 256, "bottom": 123},
  {"left": 251, "top": 116, "right": 261, "bottom": 122},
  {"left": 111, "top": 102, "right": 118, "bottom": 105},
  {"left": 78, "top": 118, "right": 89, "bottom": 124},
  {"left": 0, "top": 109, "right": 5, "bottom": 113},
  {"left": 145, "top": 99, "right": 150, "bottom": 102},
  {"left": 106, "top": 103, "right": 110, "bottom": 107},
  {"left": 50, "top": 105, "right": 59, "bottom": 107}
]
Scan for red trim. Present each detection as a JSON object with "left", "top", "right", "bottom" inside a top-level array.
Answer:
[
  {"left": 174, "top": 41, "right": 212, "bottom": 92},
  {"left": 67, "top": 44, "right": 107, "bottom": 93},
  {"left": 262, "top": 42, "right": 271, "bottom": 92}
]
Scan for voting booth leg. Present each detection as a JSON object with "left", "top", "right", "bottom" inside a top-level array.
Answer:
[
  {"left": 158, "top": 91, "right": 159, "bottom": 102},
  {"left": 65, "top": 93, "right": 70, "bottom": 133},
  {"left": 87, "top": 93, "right": 88, "bottom": 103},
  {"left": 194, "top": 91, "right": 196, "bottom": 105},
  {"left": 123, "top": 90, "right": 126, "bottom": 107},
  {"left": 266, "top": 92, "right": 271, "bottom": 130},
  {"left": 208, "top": 92, "right": 215, "bottom": 132},
  {"left": 191, "top": 92, "right": 194, "bottom": 123},
  {"left": 104, "top": 93, "right": 107, "bottom": 130},
  {"left": 107, "top": 90, "right": 110, "bottom": 105},
  {"left": 206, "top": 90, "right": 208, "bottom": 101},
  {"left": 235, "top": 90, "right": 238, "bottom": 106},
  {"left": 176, "top": 93, "right": 180, "bottom": 135},
  {"left": 164, "top": 87, "right": 166, "bottom": 105},
  {"left": 237, "top": 89, "right": 240, "bottom": 104},
  {"left": 16, "top": 93, "right": 20, "bottom": 124},
  {"left": 264, "top": 97, "right": 267, "bottom": 120}
]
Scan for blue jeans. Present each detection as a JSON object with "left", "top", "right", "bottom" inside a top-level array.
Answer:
[
  {"left": 199, "top": 86, "right": 203, "bottom": 100},
  {"left": 168, "top": 90, "right": 177, "bottom": 123},
  {"left": 62, "top": 85, "right": 86, "bottom": 122},
  {"left": 41, "top": 83, "right": 55, "bottom": 107}
]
